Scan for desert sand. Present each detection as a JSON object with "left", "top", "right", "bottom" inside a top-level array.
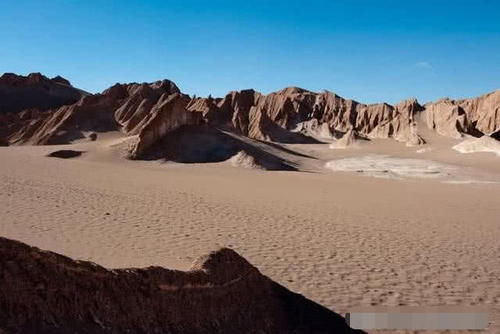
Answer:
[{"left": 1, "top": 130, "right": 499, "bottom": 333}]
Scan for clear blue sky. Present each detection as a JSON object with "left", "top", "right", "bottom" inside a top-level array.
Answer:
[{"left": 1, "top": 0, "right": 499, "bottom": 104}]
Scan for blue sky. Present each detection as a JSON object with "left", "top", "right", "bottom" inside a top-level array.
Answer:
[{"left": 1, "top": 0, "right": 499, "bottom": 104}]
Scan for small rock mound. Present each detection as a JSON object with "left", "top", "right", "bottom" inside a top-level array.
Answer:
[
  {"left": 405, "top": 123, "right": 426, "bottom": 147},
  {"left": 190, "top": 247, "right": 257, "bottom": 282},
  {"left": 228, "top": 150, "right": 263, "bottom": 169},
  {"left": 87, "top": 132, "right": 98, "bottom": 141},
  {"left": 47, "top": 150, "right": 84, "bottom": 159}
]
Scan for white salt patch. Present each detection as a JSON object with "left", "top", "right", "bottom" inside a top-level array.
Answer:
[
  {"left": 325, "top": 155, "right": 455, "bottom": 180},
  {"left": 416, "top": 147, "right": 433, "bottom": 154},
  {"left": 329, "top": 141, "right": 350, "bottom": 150},
  {"left": 444, "top": 180, "right": 500, "bottom": 185},
  {"left": 453, "top": 136, "right": 500, "bottom": 156}
]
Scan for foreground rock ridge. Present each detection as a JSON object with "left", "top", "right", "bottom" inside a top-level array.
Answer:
[
  {"left": 0, "top": 237, "right": 363, "bottom": 334},
  {"left": 0, "top": 72, "right": 499, "bottom": 156}
]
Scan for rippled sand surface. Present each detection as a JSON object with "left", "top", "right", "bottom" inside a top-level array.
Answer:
[{"left": 1, "top": 136, "right": 499, "bottom": 333}]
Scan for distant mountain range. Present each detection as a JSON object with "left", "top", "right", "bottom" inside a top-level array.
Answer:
[{"left": 1, "top": 72, "right": 498, "bottom": 157}]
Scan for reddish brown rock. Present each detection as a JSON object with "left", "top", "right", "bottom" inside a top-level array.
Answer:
[
  {"left": 455, "top": 90, "right": 500, "bottom": 135},
  {"left": 127, "top": 93, "right": 202, "bottom": 159},
  {"left": 0, "top": 237, "right": 363, "bottom": 334},
  {"left": 0, "top": 72, "right": 86, "bottom": 114},
  {"left": 424, "top": 90, "right": 500, "bottom": 137},
  {"left": 191, "top": 88, "right": 425, "bottom": 145},
  {"left": 2, "top": 72, "right": 498, "bottom": 154},
  {"left": 424, "top": 98, "right": 469, "bottom": 138},
  {"left": 5, "top": 79, "right": 201, "bottom": 151}
]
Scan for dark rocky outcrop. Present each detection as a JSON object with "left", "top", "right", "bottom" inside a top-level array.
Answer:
[
  {"left": 0, "top": 237, "right": 363, "bottom": 334},
  {"left": 0, "top": 72, "right": 86, "bottom": 114}
]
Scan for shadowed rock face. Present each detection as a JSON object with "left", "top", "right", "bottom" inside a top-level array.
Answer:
[
  {"left": 0, "top": 73, "right": 86, "bottom": 114},
  {"left": 0, "top": 237, "right": 363, "bottom": 334},
  {"left": 491, "top": 129, "right": 500, "bottom": 141},
  {"left": 140, "top": 125, "right": 298, "bottom": 170}
]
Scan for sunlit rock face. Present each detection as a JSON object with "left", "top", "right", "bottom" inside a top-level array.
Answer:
[
  {"left": 424, "top": 90, "right": 500, "bottom": 138},
  {"left": 1, "top": 71, "right": 499, "bottom": 153}
]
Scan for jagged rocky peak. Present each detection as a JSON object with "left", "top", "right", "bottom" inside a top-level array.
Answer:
[
  {"left": 1, "top": 72, "right": 499, "bottom": 154},
  {"left": 51, "top": 75, "right": 72, "bottom": 86},
  {"left": 0, "top": 72, "right": 71, "bottom": 87},
  {"left": 423, "top": 89, "right": 500, "bottom": 138},
  {"left": 0, "top": 72, "right": 86, "bottom": 114},
  {"left": 1, "top": 76, "right": 201, "bottom": 148}
]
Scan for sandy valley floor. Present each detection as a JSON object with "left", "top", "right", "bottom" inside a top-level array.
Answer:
[{"left": 1, "top": 133, "right": 499, "bottom": 333}]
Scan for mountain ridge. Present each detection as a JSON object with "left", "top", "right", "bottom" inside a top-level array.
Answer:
[{"left": 0, "top": 72, "right": 498, "bottom": 158}]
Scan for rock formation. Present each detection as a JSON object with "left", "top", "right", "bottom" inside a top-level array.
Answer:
[
  {"left": 0, "top": 72, "right": 86, "bottom": 114},
  {"left": 1, "top": 78, "right": 201, "bottom": 156},
  {"left": 189, "top": 88, "right": 427, "bottom": 146},
  {"left": 329, "top": 128, "right": 365, "bottom": 149},
  {"left": 0, "top": 236, "right": 363, "bottom": 334},
  {"left": 127, "top": 93, "right": 202, "bottom": 159},
  {"left": 1, "top": 72, "right": 499, "bottom": 157},
  {"left": 138, "top": 125, "right": 297, "bottom": 170},
  {"left": 424, "top": 90, "right": 500, "bottom": 138},
  {"left": 424, "top": 98, "right": 469, "bottom": 138}
]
